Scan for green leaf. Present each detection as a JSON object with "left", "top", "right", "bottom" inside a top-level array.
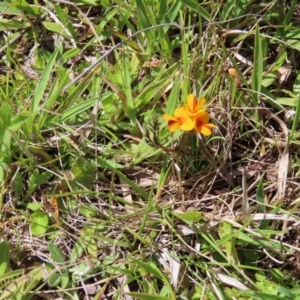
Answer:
[
  {"left": 293, "top": 73, "right": 300, "bottom": 95},
  {"left": 42, "top": 22, "right": 73, "bottom": 40},
  {"left": 131, "top": 258, "right": 164, "bottom": 280},
  {"left": 122, "top": 54, "right": 136, "bottom": 122},
  {"left": 31, "top": 47, "right": 59, "bottom": 115},
  {"left": 60, "top": 272, "right": 69, "bottom": 288},
  {"left": 136, "top": 0, "right": 150, "bottom": 30},
  {"left": 47, "top": 272, "right": 62, "bottom": 287},
  {"left": 68, "top": 159, "right": 96, "bottom": 190},
  {"left": 70, "top": 234, "right": 91, "bottom": 263},
  {"left": 256, "top": 176, "right": 265, "bottom": 214},
  {"left": 30, "top": 212, "right": 49, "bottom": 236},
  {"left": 0, "top": 103, "right": 13, "bottom": 128},
  {"left": 0, "top": 2, "right": 22, "bottom": 15},
  {"left": 282, "top": 0, "right": 297, "bottom": 26},
  {"left": 60, "top": 97, "right": 99, "bottom": 122},
  {"left": 27, "top": 203, "right": 42, "bottom": 211},
  {"left": 126, "top": 292, "right": 171, "bottom": 300},
  {"left": 79, "top": 204, "right": 98, "bottom": 218},
  {"left": 0, "top": 18, "right": 23, "bottom": 30},
  {"left": 180, "top": 0, "right": 210, "bottom": 21},
  {"left": 173, "top": 211, "right": 202, "bottom": 223},
  {"left": 33, "top": 171, "right": 54, "bottom": 185},
  {"left": 252, "top": 25, "right": 263, "bottom": 108},
  {"left": 0, "top": 267, "right": 43, "bottom": 300},
  {"left": 54, "top": 5, "right": 77, "bottom": 38},
  {"left": 8, "top": 113, "right": 28, "bottom": 131},
  {"left": 165, "top": 77, "right": 180, "bottom": 114},
  {"left": 12, "top": 0, "right": 42, "bottom": 15},
  {"left": 49, "top": 242, "right": 65, "bottom": 263},
  {"left": 97, "top": 156, "right": 149, "bottom": 199},
  {"left": 23, "top": 267, "right": 43, "bottom": 294},
  {"left": 290, "top": 92, "right": 300, "bottom": 139},
  {"left": 0, "top": 241, "right": 10, "bottom": 275},
  {"left": 62, "top": 48, "right": 81, "bottom": 60}
]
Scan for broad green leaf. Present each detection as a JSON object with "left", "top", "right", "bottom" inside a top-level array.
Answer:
[
  {"left": 60, "top": 273, "right": 69, "bottom": 288},
  {"left": 30, "top": 211, "right": 49, "bottom": 236},
  {"left": 49, "top": 242, "right": 65, "bottom": 263},
  {"left": 27, "top": 203, "right": 42, "bottom": 211},
  {"left": 42, "top": 22, "right": 73, "bottom": 40},
  {"left": 47, "top": 272, "right": 61, "bottom": 287}
]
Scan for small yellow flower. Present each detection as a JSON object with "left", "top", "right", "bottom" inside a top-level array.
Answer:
[
  {"left": 183, "top": 94, "right": 206, "bottom": 116},
  {"left": 163, "top": 107, "right": 194, "bottom": 132},
  {"left": 194, "top": 111, "right": 216, "bottom": 136}
]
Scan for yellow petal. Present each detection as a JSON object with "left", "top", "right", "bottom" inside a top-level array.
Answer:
[
  {"left": 174, "top": 106, "right": 189, "bottom": 118},
  {"left": 199, "top": 126, "right": 212, "bottom": 136},
  {"left": 206, "top": 123, "right": 216, "bottom": 128},
  {"left": 195, "top": 111, "right": 209, "bottom": 123},
  {"left": 182, "top": 103, "right": 190, "bottom": 112},
  {"left": 168, "top": 121, "right": 181, "bottom": 132},
  {"left": 195, "top": 97, "right": 206, "bottom": 111},
  {"left": 180, "top": 117, "right": 194, "bottom": 131},
  {"left": 186, "top": 94, "right": 195, "bottom": 112},
  {"left": 163, "top": 114, "right": 177, "bottom": 121}
]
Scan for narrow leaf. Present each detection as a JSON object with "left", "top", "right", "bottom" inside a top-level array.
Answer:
[
  {"left": 0, "top": 241, "right": 10, "bottom": 275},
  {"left": 252, "top": 25, "right": 263, "bottom": 107},
  {"left": 31, "top": 47, "right": 59, "bottom": 115}
]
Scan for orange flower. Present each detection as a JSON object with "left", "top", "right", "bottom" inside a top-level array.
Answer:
[
  {"left": 163, "top": 107, "right": 194, "bottom": 132},
  {"left": 183, "top": 94, "right": 206, "bottom": 116},
  {"left": 194, "top": 111, "right": 216, "bottom": 136}
]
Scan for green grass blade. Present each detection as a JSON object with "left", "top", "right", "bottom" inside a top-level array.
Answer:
[
  {"left": 31, "top": 47, "right": 59, "bottom": 115},
  {"left": 252, "top": 25, "right": 263, "bottom": 111},
  {"left": 0, "top": 241, "right": 10, "bottom": 275}
]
